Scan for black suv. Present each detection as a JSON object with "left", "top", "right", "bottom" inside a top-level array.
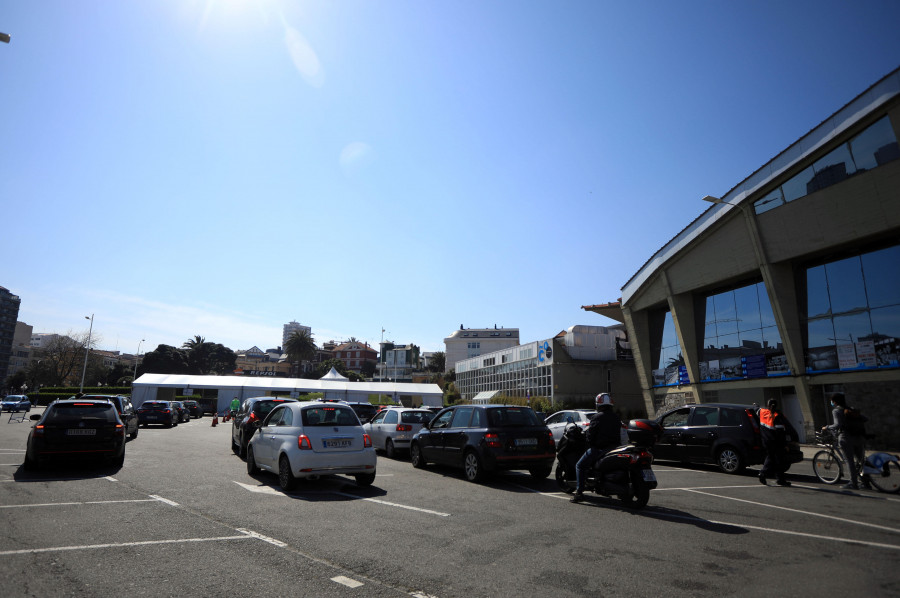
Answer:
[
  {"left": 182, "top": 400, "right": 203, "bottom": 418},
  {"left": 231, "top": 397, "right": 298, "bottom": 458},
  {"left": 410, "top": 404, "right": 556, "bottom": 482},
  {"left": 82, "top": 394, "right": 139, "bottom": 440},
  {"left": 25, "top": 398, "right": 126, "bottom": 469},
  {"left": 653, "top": 402, "right": 803, "bottom": 474}
]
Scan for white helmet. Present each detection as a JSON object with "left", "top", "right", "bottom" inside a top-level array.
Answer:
[{"left": 595, "top": 393, "right": 613, "bottom": 407}]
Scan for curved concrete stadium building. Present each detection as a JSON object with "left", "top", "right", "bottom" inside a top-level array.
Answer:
[{"left": 586, "top": 67, "right": 900, "bottom": 447}]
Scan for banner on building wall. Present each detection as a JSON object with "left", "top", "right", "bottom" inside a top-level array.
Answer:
[{"left": 837, "top": 343, "right": 858, "bottom": 369}]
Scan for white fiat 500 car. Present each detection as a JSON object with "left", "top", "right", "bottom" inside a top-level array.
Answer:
[{"left": 246, "top": 401, "right": 377, "bottom": 491}]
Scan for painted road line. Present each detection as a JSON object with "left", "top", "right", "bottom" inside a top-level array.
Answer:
[
  {"left": 331, "top": 492, "right": 451, "bottom": 517},
  {"left": 0, "top": 499, "right": 159, "bottom": 509},
  {"left": 149, "top": 494, "right": 180, "bottom": 507},
  {"left": 236, "top": 528, "right": 288, "bottom": 548},
  {"left": 656, "top": 484, "right": 770, "bottom": 491},
  {"left": 233, "top": 480, "right": 288, "bottom": 495},
  {"left": 0, "top": 535, "right": 251, "bottom": 556},
  {"left": 684, "top": 488, "right": 900, "bottom": 534},
  {"left": 332, "top": 576, "right": 364, "bottom": 588}
]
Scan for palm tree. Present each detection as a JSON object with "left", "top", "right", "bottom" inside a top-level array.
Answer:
[
  {"left": 182, "top": 335, "right": 205, "bottom": 350},
  {"left": 285, "top": 330, "right": 317, "bottom": 377}
]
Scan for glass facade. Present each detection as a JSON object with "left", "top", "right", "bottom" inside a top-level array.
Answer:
[
  {"left": 455, "top": 342, "right": 553, "bottom": 400},
  {"left": 699, "top": 281, "right": 787, "bottom": 381},
  {"left": 754, "top": 116, "right": 899, "bottom": 214},
  {"left": 804, "top": 244, "right": 900, "bottom": 372},
  {"left": 651, "top": 311, "right": 686, "bottom": 387}
]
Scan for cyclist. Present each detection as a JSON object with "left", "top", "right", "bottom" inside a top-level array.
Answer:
[{"left": 823, "top": 393, "right": 869, "bottom": 490}]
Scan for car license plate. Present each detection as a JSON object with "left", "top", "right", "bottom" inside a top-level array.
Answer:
[
  {"left": 145, "top": 415, "right": 157, "bottom": 420},
  {"left": 641, "top": 469, "right": 656, "bottom": 482},
  {"left": 324, "top": 438, "right": 352, "bottom": 449},
  {"left": 66, "top": 429, "right": 96, "bottom": 436},
  {"left": 515, "top": 438, "right": 537, "bottom": 446}
]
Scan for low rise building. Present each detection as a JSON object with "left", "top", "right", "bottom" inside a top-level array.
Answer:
[{"left": 444, "top": 326, "right": 519, "bottom": 373}]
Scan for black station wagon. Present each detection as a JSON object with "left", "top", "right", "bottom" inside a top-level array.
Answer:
[{"left": 409, "top": 404, "right": 555, "bottom": 482}]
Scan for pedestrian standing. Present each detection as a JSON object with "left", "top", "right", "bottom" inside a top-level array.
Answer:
[
  {"left": 823, "top": 393, "right": 869, "bottom": 490},
  {"left": 758, "top": 398, "right": 797, "bottom": 487}
]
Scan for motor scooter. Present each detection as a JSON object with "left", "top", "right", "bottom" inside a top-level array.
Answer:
[{"left": 556, "top": 419, "right": 663, "bottom": 508}]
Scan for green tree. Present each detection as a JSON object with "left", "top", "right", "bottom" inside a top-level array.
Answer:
[
  {"left": 141, "top": 344, "right": 190, "bottom": 374},
  {"left": 428, "top": 351, "right": 446, "bottom": 373},
  {"left": 311, "top": 358, "right": 350, "bottom": 379},
  {"left": 285, "top": 329, "right": 317, "bottom": 377}
]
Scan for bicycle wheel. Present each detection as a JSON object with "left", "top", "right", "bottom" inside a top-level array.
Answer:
[
  {"left": 868, "top": 461, "right": 900, "bottom": 494},
  {"left": 812, "top": 450, "right": 843, "bottom": 484}
]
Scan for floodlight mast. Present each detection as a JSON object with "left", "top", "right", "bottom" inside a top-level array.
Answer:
[{"left": 0, "top": 32, "right": 11, "bottom": 44}]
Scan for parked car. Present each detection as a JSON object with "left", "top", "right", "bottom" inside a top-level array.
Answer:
[
  {"left": 653, "top": 402, "right": 803, "bottom": 474},
  {"left": 363, "top": 407, "right": 435, "bottom": 458},
  {"left": 136, "top": 400, "right": 179, "bottom": 428},
  {"left": 410, "top": 404, "right": 556, "bottom": 482},
  {"left": 246, "top": 401, "right": 377, "bottom": 491},
  {"left": 345, "top": 401, "right": 379, "bottom": 423},
  {"left": 2, "top": 394, "right": 31, "bottom": 412},
  {"left": 544, "top": 409, "right": 594, "bottom": 443},
  {"left": 182, "top": 400, "right": 203, "bottom": 418},
  {"left": 81, "top": 395, "right": 138, "bottom": 440},
  {"left": 171, "top": 401, "right": 191, "bottom": 423},
  {"left": 24, "top": 398, "right": 126, "bottom": 470},
  {"left": 231, "top": 397, "right": 299, "bottom": 458}
]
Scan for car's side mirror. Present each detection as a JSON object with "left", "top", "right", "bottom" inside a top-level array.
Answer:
[{"left": 30, "top": 414, "right": 40, "bottom": 421}]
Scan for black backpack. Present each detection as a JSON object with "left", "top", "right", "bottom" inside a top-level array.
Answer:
[{"left": 843, "top": 407, "right": 867, "bottom": 436}]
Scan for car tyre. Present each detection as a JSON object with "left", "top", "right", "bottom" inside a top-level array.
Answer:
[
  {"left": 716, "top": 446, "right": 744, "bottom": 474},
  {"left": 278, "top": 455, "right": 296, "bottom": 491},
  {"left": 239, "top": 431, "right": 248, "bottom": 459},
  {"left": 129, "top": 426, "right": 138, "bottom": 440},
  {"left": 385, "top": 439, "right": 396, "bottom": 459},
  {"left": 355, "top": 471, "right": 376, "bottom": 486},
  {"left": 463, "top": 450, "right": 484, "bottom": 483},
  {"left": 530, "top": 466, "right": 552, "bottom": 480},
  {"left": 231, "top": 432, "right": 240, "bottom": 454},
  {"left": 246, "top": 446, "right": 260, "bottom": 475},
  {"left": 410, "top": 443, "right": 427, "bottom": 469}
]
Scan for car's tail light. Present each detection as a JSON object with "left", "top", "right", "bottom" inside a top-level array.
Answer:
[
  {"left": 115, "top": 424, "right": 125, "bottom": 437},
  {"left": 547, "top": 430, "right": 555, "bottom": 449},
  {"left": 33, "top": 424, "right": 44, "bottom": 436},
  {"left": 298, "top": 435, "right": 312, "bottom": 450},
  {"left": 162, "top": 409, "right": 171, "bottom": 414},
  {"left": 485, "top": 433, "right": 501, "bottom": 448},
  {"left": 363, "top": 434, "right": 372, "bottom": 448},
  {"left": 396, "top": 424, "right": 412, "bottom": 432}
]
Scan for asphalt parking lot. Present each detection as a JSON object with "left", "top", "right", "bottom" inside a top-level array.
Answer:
[{"left": 1, "top": 408, "right": 898, "bottom": 598}]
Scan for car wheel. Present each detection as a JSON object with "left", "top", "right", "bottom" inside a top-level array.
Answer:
[
  {"left": 231, "top": 432, "right": 240, "bottom": 454},
  {"left": 716, "top": 446, "right": 744, "bottom": 474},
  {"left": 278, "top": 455, "right": 296, "bottom": 491},
  {"left": 246, "top": 446, "right": 260, "bottom": 475},
  {"left": 355, "top": 471, "right": 376, "bottom": 486},
  {"left": 410, "top": 443, "right": 427, "bottom": 469},
  {"left": 23, "top": 453, "right": 38, "bottom": 471},
  {"left": 129, "top": 426, "right": 138, "bottom": 440},
  {"left": 530, "top": 466, "right": 552, "bottom": 480},
  {"left": 463, "top": 450, "right": 484, "bottom": 483},
  {"left": 111, "top": 452, "right": 125, "bottom": 469},
  {"left": 385, "top": 439, "right": 396, "bottom": 459},
  {"left": 239, "top": 432, "right": 248, "bottom": 459}
]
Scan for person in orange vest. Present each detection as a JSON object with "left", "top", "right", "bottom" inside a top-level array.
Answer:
[{"left": 757, "top": 398, "right": 797, "bottom": 486}]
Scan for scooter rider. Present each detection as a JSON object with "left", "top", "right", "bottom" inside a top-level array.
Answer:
[{"left": 571, "top": 393, "right": 623, "bottom": 503}]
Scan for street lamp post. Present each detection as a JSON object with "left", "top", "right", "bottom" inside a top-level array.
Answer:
[
  {"left": 133, "top": 339, "right": 145, "bottom": 381},
  {"left": 79, "top": 314, "right": 94, "bottom": 393},
  {"left": 0, "top": 32, "right": 10, "bottom": 44}
]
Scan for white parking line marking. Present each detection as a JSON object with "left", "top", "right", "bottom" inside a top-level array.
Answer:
[
  {"left": 233, "top": 481, "right": 288, "bottom": 496},
  {"left": 684, "top": 489, "right": 900, "bottom": 534},
  {"left": 331, "top": 492, "right": 451, "bottom": 517},
  {"left": 0, "top": 535, "right": 251, "bottom": 556},
  {"left": 657, "top": 484, "right": 770, "bottom": 491},
  {"left": 410, "top": 592, "right": 440, "bottom": 598},
  {"left": 236, "top": 528, "right": 288, "bottom": 548},
  {"left": 332, "top": 576, "right": 364, "bottom": 588},
  {"left": 0, "top": 499, "right": 158, "bottom": 509},
  {"left": 149, "top": 495, "right": 180, "bottom": 506}
]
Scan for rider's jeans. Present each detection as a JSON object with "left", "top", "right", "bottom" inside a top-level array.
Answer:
[
  {"left": 575, "top": 447, "right": 604, "bottom": 493},
  {"left": 839, "top": 434, "right": 866, "bottom": 485}
]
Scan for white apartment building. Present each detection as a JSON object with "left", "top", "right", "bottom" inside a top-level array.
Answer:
[
  {"left": 282, "top": 321, "right": 312, "bottom": 348},
  {"left": 443, "top": 326, "right": 519, "bottom": 373}
]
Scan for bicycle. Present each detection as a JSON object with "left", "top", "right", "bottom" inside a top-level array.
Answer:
[{"left": 812, "top": 430, "right": 900, "bottom": 493}]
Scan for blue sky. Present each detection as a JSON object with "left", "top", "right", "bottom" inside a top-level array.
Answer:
[{"left": 2, "top": 1, "right": 899, "bottom": 356}]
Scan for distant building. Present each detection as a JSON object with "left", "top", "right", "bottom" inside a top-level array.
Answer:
[
  {"left": 234, "top": 346, "right": 291, "bottom": 377},
  {"left": 6, "top": 321, "right": 34, "bottom": 382},
  {"left": 333, "top": 340, "right": 378, "bottom": 375},
  {"left": 443, "top": 326, "right": 519, "bottom": 373},
  {"left": 30, "top": 333, "right": 66, "bottom": 349},
  {"left": 283, "top": 321, "right": 312, "bottom": 347},
  {"left": 377, "top": 343, "right": 421, "bottom": 383},
  {"left": 0, "top": 286, "right": 21, "bottom": 386},
  {"left": 454, "top": 325, "right": 641, "bottom": 412}
]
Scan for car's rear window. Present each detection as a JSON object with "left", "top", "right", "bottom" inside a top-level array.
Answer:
[
  {"left": 252, "top": 400, "right": 292, "bottom": 416},
  {"left": 487, "top": 407, "right": 542, "bottom": 427},
  {"left": 141, "top": 402, "right": 168, "bottom": 410},
  {"left": 401, "top": 410, "right": 434, "bottom": 424},
  {"left": 302, "top": 406, "right": 359, "bottom": 427},
  {"left": 45, "top": 403, "right": 118, "bottom": 424}
]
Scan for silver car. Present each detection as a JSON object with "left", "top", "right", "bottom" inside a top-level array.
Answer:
[
  {"left": 544, "top": 409, "right": 594, "bottom": 444},
  {"left": 363, "top": 407, "right": 435, "bottom": 459},
  {"left": 246, "top": 401, "right": 377, "bottom": 491}
]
